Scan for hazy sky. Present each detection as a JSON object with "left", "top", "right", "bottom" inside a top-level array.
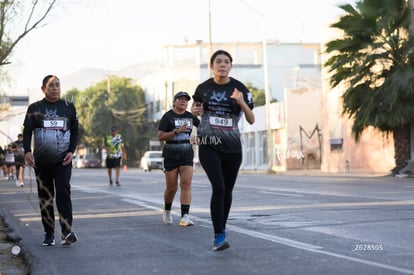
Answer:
[{"left": 4, "top": 0, "right": 354, "bottom": 95}]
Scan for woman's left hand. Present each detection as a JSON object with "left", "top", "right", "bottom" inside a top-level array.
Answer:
[
  {"left": 231, "top": 88, "right": 255, "bottom": 124},
  {"left": 230, "top": 88, "right": 244, "bottom": 105},
  {"left": 63, "top": 152, "right": 73, "bottom": 166}
]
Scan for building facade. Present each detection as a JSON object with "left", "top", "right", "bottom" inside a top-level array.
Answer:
[
  {"left": 137, "top": 41, "right": 323, "bottom": 172},
  {"left": 1, "top": 40, "right": 397, "bottom": 174},
  {"left": 138, "top": 40, "right": 397, "bottom": 174}
]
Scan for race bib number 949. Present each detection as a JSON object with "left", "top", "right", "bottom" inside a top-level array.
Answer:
[{"left": 209, "top": 116, "right": 233, "bottom": 128}]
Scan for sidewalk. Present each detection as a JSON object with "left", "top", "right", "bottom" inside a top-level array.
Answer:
[
  {"left": 240, "top": 168, "right": 394, "bottom": 178},
  {"left": 0, "top": 201, "right": 29, "bottom": 275}
]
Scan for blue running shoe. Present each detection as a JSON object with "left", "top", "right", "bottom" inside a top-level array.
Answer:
[{"left": 213, "top": 233, "right": 230, "bottom": 251}]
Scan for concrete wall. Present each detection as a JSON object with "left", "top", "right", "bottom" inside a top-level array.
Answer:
[
  {"left": 320, "top": 73, "right": 395, "bottom": 174},
  {"left": 284, "top": 86, "right": 322, "bottom": 170}
]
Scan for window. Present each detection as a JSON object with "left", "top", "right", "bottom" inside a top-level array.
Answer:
[
  {"left": 244, "top": 132, "right": 256, "bottom": 166},
  {"left": 330, "top": 138, "right": 343, "bottom": 151},
  {"left": 259, "top": 131, "right": 268, "bottom": 165}
]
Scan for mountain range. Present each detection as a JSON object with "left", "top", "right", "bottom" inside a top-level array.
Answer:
[{"left": 60, "top": 61, "right": 163, "bottom": 92}]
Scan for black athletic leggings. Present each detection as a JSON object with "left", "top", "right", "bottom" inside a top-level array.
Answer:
[{"left": 199, "top": 145, "right": 242, "bottom": 235}]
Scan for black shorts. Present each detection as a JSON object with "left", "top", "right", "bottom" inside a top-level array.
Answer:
[
  {"left": 106, "top": 157, "right": 121, "bottom": 168},
  {"left": 14, "top": 155, "right": 25, "bottom": 167},
  {"left": 163, "top": 157, "right": 193, "bottom": 172}
]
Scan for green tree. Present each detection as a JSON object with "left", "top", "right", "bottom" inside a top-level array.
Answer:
[
  {"left": 324, "top": 0, "right": 414, "bottom": 172},
  {"left": 245, "top": 81, "right": 269, "bottom": 107},
  {"left": 0, "top": 0, "right": 58, "bottom": 67},
  {"left": 72, "top": 76, "right": 147, "bottom": 162}
]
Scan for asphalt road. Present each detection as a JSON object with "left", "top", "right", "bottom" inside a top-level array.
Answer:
[{"left": 1, "top": 168, "right": 414, "bottom": 275}]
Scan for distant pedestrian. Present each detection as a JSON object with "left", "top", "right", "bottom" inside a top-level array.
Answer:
[
  {"left": 0, "top": 145, "right": 7, "bottom": 179},
  {"left": 23, "top": 75, "right": 79, "bottom": 246},
  {"left": 104, "top": 126, "right": 126, "bottom": 186},
  {"left": 158, "top": 91, "right": 200, "bottom": 226},
  {"left": 192, "top": 50, "right": 255, "bottom": 251},
  {"left": 13, "top": 134, "right": 25, "bottom": 187},
  {"left": 4, "top": 144, "right": 15, "bottom": 180}
]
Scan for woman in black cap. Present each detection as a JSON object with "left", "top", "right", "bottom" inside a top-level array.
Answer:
[
  {"left": 192, "top": 50, "right": 255, "bottom": 251},
  {"left": 158, "top": 91, "right": 200, "bottom": 227}
]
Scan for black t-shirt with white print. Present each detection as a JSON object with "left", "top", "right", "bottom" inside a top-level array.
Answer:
[
  {"left": 23, "top": 98, "right": 79, "bottom": 164},
  {"left": 193, "top": 77, "right": 254, "bottom": 154},
  {"left": 158, "top": 110, "right": 200, "bottom": 160}
]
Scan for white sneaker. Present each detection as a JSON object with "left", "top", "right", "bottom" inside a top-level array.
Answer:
[
  {"left": 162, "top": 209, "right": 173, "bottom": 224},
  {"left": 179, "top": 214, "right": 194, "bottom": 227},
  {"left": 20, "top": 182, "right": 24, "bottom": 187}
]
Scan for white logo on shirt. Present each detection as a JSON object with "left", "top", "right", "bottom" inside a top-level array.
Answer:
[{"left": 211, "top": 91, "right": 227, "bottom": 102}]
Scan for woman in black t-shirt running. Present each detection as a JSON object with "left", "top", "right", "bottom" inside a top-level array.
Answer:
[
  {"left": 192, "top": 50, "right": 255, "bottom": 251},
  {"left": 158, "top": 91, "right": 200, "bottom": 227}
]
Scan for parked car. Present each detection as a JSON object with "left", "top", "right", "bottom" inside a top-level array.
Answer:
[
  {"left": 139, "top": 151, "right": 163, "bottom": 172},
  {"left": 72, "top": 154, "right": 80, "bottom": 167},
  {"left": 76, "top": 154, "right": 102, "bottom": 168}
]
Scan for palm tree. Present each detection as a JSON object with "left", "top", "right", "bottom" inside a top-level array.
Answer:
[{"left": 324, "top": 0, "right": 414, "bottom": 173}]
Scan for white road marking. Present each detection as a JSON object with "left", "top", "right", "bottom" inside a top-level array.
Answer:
[
  {"left": 123, "top": 196, "right": 414, "bottom": 275},
  {"left": 71, "top": 186, "right": 414, "bottom": 274}
]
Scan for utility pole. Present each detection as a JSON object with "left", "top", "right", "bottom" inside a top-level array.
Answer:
[
  {"left": 409, "top": 0, "right": 414, "bottom": 161},
  {"left": 240, "top": 0, "right": 273, "bottom": 172},
  {"left": 410, "top": 0, "right": 414, "bottom": 34},
  {"left": 208, "top": 0, "right": 213, "bottom": 77}
]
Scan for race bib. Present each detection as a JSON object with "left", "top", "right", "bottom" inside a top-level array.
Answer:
[
  {"left": 209, "top": 116, "right": 233, "bottom": 128},
  {"left": 43, "top": 118, "right": 66, "bottom": 130},
  {"left": 5, "top": 154, "right": 15, "bottom": 163},
  {"left": 174, "top": 118, "right": 192, "bottom": 128}
]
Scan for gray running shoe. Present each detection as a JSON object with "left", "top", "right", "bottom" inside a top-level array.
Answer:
[
  {"left": 61, "top": 232, "right": 78, "bottom": 245},
  {"left": 179, "top": 214, "right": 194, "bottom": 226},
  {"left": 162, "top": 209, "right": 173, "bottom": 224}
]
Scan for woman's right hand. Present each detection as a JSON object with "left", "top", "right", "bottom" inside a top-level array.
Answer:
[
  {"left": 25, "top": 152, "right": 36, "bottom": 168},
  {"left": 191, "top": 103, "right": 203, "bottom": 116}
]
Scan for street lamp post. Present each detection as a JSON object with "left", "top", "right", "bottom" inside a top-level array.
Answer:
[
  {"left": 240, "top": 1, "right": 273, "bottom": 172},
  {"left": 409, "top": 0, "right": 414, "bottom": 161}
]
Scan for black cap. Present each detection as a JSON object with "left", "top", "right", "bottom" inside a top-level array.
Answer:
[
  {"left": 174, "top": 91, "right": 191, "bottom": 101},
  {"left": 111, "top": 126, "right": 117, "bottom": 131}
]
